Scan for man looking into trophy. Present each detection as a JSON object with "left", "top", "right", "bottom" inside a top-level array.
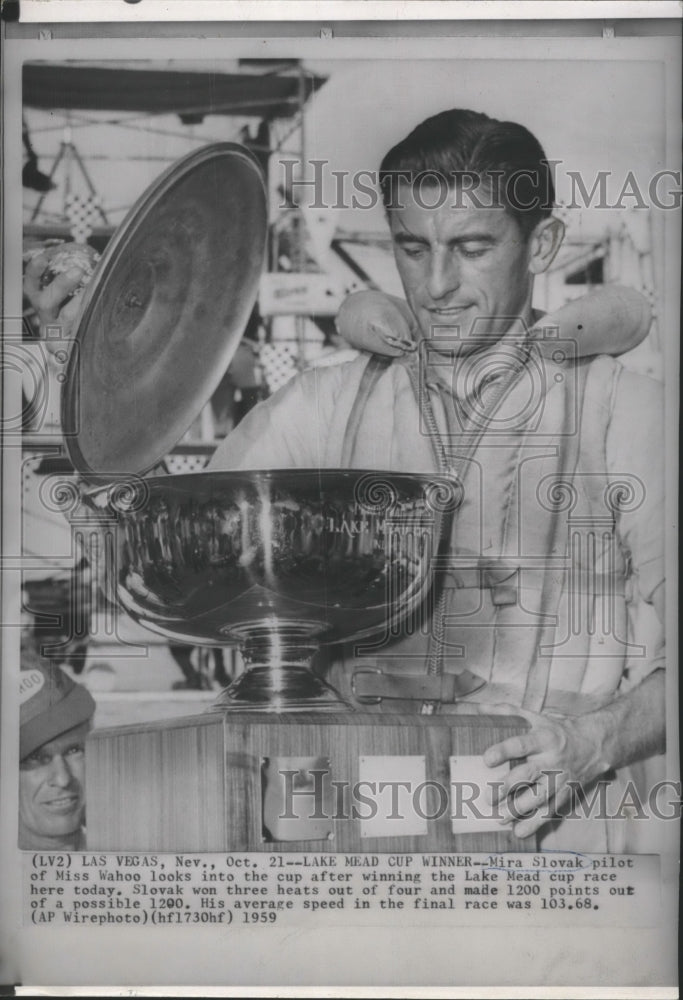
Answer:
[
  {"left": 207, "top": 109, "right": 665, "bottom": 851},
  {"left": 23, "top": 108, "right": 665, "bottom": 852}
]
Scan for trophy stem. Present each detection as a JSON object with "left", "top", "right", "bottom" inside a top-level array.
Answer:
[{"left": 211, "top": 623, "right": 349, "bottom": 713}]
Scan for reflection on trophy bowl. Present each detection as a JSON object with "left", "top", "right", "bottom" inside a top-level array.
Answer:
[{"left": 86, "top": 469, "right": 458, "bottom": 712}]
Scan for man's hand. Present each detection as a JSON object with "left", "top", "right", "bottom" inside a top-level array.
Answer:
[
  {"left": 477, "top": 702, "right": 608, "bottom": 839},
  {"left": 477, "top": 669, "right": 665, "bottom": 839},
  {"left": 23, "top": 246, "right": 90, "bottom": 343}
]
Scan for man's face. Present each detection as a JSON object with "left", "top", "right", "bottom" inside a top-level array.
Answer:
[
  {"left": 388, "top": 183, "right": 537, "bottom": 356},
  {"left": 19, "top": 721, "right": 89, "bottom": 849}
]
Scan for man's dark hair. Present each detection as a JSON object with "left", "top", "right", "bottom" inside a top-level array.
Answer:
[{"left": 379, "top": 108, "right": 555, "bottom": 237}]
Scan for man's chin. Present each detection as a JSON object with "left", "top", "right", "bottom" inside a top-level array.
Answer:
[
  {"left": 20, "top": 809, "right": 83, "bottom": 847},
  {"left": 20, "top": 825, "right": 82, "bottom": 850}
]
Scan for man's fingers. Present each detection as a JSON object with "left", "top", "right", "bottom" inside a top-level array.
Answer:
[
  {"left": 42, "top": 296, "right": 83, "bottom": 351},
  {"left": 510, "top": 778, "right": 574, "bottom": 839},
  {"left": 506, "top": 777, "right": 549, "bottom": 820},
  {"left": 58, "top": 290, "right": 85, "bottom": 324},
  {"left": 23, "top": 251, "right": 51, "bottom": 296},
  {"left": 24, "top": 265, "right": 86, "bottom": 333},
  {"left": 491, "top": 760, "right": 539, "bottom": 803},
  {"left": 41, "top": 269, "right": 86, "bottom": 311},
  {"left": 487, "top": 760, "right": 537, "bottom": 806},
  {"left": 500, "top": 769, "right": 573, "bottom": 827},
  {"left": 483, "top": 732, "right": 538, "bottom": 766},
  {"left": 497, "top": 774, "right": 551, "bottom": 829}
]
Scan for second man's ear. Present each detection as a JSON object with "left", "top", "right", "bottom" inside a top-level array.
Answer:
[{"left": 528, "top": 216, "right": 565, "bottom": 275}]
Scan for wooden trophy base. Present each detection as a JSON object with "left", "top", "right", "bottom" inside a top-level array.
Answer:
[{"left": 86, "top": 711, "right": 534, "bottom": 853}]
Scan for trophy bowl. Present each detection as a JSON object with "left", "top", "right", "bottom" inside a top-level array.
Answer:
[
  {"left": 54, "top": 144, "right": 459, "bottom": 713},
  {"left": 84, "top": 468, "right": 458, "bottom": 712}
]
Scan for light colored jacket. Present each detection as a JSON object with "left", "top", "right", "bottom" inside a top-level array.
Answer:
[
  {"left": 210, "top": 349, "right": 663, "bottom": 706},
  {"left": 210, "top": 349, "right": 664, "bottom": 851}
]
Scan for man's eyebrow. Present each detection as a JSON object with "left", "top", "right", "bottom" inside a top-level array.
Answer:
[
  {"left": 450, "top": 232, "right": 497, "bottom": 245},
  {"left": 393, "top": 231, "right": 429, "bottom": 245},
  {"left": 392, "top": 231, "right": 498, "bottom": 246}
]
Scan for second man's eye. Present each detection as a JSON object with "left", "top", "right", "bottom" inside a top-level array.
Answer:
[{"left": 21, "top": 751, "right": 51, "bottom": 769}]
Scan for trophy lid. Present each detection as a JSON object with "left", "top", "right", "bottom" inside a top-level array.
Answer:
[{"left": 62, "top": 143, "right": 267, "bottom": 479}]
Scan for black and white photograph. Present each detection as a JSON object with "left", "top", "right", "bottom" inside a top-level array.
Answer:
[{"left": 1, "top": 5, "right": 680, "bottom": 995}]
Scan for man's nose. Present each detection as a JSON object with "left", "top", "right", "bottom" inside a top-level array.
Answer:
[
  {"left": 427, "top": 253, "right": 460, "bottom": 301},
  {"left": 48, "top": 754, "right": 74, "bottom": 788}
]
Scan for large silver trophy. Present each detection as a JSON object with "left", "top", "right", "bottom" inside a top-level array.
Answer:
[{"left": 61, "top": 144, "right": 455, "bottom": 713}]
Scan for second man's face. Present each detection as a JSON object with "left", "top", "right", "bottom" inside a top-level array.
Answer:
[
  {"left": 388, "top": 182, "right": 537, "bottom": 356},
  {"left": 19, "top": 721, "right": 89, "bottom": 850}
]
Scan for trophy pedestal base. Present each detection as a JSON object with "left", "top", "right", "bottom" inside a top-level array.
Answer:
[
  {"left": 86, "top": 712, "right": 534, "bottom": 853},
  {"left": 211, "top": 666, "right": 349, "bottom": 713}
]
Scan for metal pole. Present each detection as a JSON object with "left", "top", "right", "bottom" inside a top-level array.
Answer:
[
  {"left": 30, "top": 142, "right": 65, "bottom": 223},
  {"left": 294, "top": 63, "right": 307, "bottom": 369}
]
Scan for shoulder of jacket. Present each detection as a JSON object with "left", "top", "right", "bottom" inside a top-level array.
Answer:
[
  {"left": 263, "top": 353, "right": 365, "bottom": 399},
  {"left": 580, "top": 354, "right": 661, "bottom": 398},
  {"left": 612, "top": 364, "right": 663, "bottom": 405},
  {"left": 298, "top": 352, "right": 378, "bottom": 391}
]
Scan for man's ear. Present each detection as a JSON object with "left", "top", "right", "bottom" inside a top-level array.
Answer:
[{"left": 528, "top": 216, "right": 565, "bottom": 275}]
